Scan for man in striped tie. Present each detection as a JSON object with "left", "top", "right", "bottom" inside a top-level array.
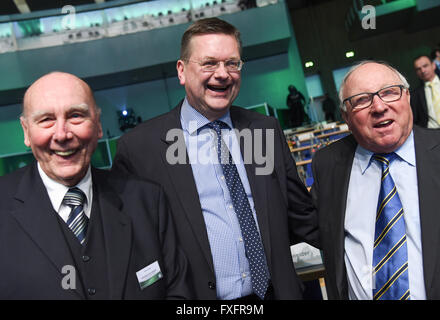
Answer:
[
  {"left": 311, "top": 60, "right": 440, "bottom": 300},
  {"left": 0, "top": 72, "right": 192, "bottom": 299}
]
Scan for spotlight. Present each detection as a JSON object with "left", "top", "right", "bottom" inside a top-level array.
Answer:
[{"left": 117, "top": 108, "right": 140, "bottom": 132}]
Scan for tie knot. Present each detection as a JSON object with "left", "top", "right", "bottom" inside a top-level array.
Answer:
[
  {"left": 63, "top": 187, "right": 86, "bottom": 207},
  {"left": 206, "top": 120, "right": 229, "bottom": 135},
  {"left": 373, "top": 152, "right": 396, "bottom": 168}
]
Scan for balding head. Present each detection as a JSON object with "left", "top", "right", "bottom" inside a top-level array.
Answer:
[
  {"left": 20, "top": 72, "right": 103, "bottom": 186},
  {"left": 23, "top": 72, "right": 99, "bottom": 119}
]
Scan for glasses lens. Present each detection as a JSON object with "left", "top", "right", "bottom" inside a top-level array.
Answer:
[
  {"left": 200, "top": 60, "right": 219, "bottom": 71},
  {"left": 378, "top": 86, "right": 402, "bottom": 102},
  {"left": 225, "top": 60, "right": 242, "bottom": 71},
  {"left": 350, "top": 93, "right": 372, "bottom": 110},
  {"left": 198, "top": 59, "right": 242, "bottom": 72}
]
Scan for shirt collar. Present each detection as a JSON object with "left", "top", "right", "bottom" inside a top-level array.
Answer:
[
  {"left": 38, "top": 162, "right": 92, "bottom": 212},
  {"left": 356, "top": 130, "right": 416, "bottom": 174},
  {"left": 425, "top": 75, "right": 440, "bottom": 87},
  {"left": 180, "top": 97, "right": 233, "bottom": 135}
]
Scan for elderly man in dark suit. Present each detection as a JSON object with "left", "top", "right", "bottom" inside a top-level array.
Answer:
[
  {"left": 112, "top": 18, "right": 318, "bottom": 300},
  {"left": 0, "top": 72, "right": 191, "bottom": 299},
  {"left": 312, "top": 60, "right": 440, "bottom": 300}
]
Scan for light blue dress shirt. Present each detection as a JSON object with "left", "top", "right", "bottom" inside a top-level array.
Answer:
[
  {"left": 180, "top": 98, "right": 260, "bottom": 299},
  {"left": 344, "top": 131, "right": 426, "bottom": 299}
]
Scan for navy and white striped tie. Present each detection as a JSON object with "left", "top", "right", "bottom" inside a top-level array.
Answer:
[{"left": 63, "top": 187, "right": 89, "bottom": 245}]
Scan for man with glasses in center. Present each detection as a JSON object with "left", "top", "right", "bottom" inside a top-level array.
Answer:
[
  {"left": 112, "top": 17, "right": 318, "bottom": 300},
  {"left": 311, "top": 60, "right": 440, "bottom": 300}
]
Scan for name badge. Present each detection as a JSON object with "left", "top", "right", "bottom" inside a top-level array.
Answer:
[{"left": 136, "top": 261, "right": 163, "bottom": 290}]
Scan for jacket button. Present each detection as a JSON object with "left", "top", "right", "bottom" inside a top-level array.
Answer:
[
  {"left": 88, "top": 288, "right": 96, "bottom": 295},
  {"left": 208, "top": 282, "right": 216, "bottom": 290},
  {"left": 82, "top": 255, "right": 90, "bottom": 262}
]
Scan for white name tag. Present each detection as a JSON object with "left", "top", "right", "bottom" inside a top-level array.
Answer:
[{"left": 136, "top": 261, "right": 163, "bottom": 290}]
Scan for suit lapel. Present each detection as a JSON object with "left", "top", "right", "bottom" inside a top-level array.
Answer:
[
  {"left": 330, "top": 136, "right": 357, "bottom": 299},
  {"left": 413, "top": 127, "right": 440, "bottom": 298},
  {"left": 11, "top": 162, "right": 84, "bottom": 299},
  {"left": 230, "top": 107, "right": 273, "bottom": 266},
  {"left": 92, "top": 169, "right": 132, "bottom": 300},
  {"left": 159, "top": 104, "right": 215, "bottom": 273}
]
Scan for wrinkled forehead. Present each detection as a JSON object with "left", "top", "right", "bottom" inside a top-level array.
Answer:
[
  {"left": 23, "top": 73, "right": 96, "bottom": 116},
  {"left": 343, "top": 63, "right": 401, "bottom": 98}
]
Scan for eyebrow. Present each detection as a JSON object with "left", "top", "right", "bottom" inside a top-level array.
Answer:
[{"left": 29, "top": 103, "right": 90, "bottom": 120}]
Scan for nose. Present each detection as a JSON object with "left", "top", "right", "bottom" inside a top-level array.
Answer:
[
  {"left": 369, "top": 94, "right": 388, "bottom": 113},
  {"left": 53, "top": 120, "right": 73, "bottom": 142},
  {"left": 213, "top": 62, "right": 230, "bottom": 79}
]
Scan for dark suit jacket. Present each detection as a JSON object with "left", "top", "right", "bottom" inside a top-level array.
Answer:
[
  {"left": 411, "top": 85, "right": 430, "bottom": 128},
  {"left": 0, "top": 162, "right": 192, "bottom": 299},
  {"left": 311, "top": 125, "right": 440, "bottom": 299},
  {"left": 112, "top": 101, "right": 318, "bottom": 299}
]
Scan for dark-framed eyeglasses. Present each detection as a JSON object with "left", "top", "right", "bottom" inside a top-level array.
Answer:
[
  {"left": 186, "top": 59, "right": 244, "bottom": 72},
  {"left": 343, "top": 85, "right": 407, "bottom": 111}
]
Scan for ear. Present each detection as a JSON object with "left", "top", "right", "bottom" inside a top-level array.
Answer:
[
  {"left": 97, "top": 121, "right": 103, "bottom": 139},
  {"left": 20, "top": 116, "right": 31, "bottom": 147},
  {"left": 341, "top": 110, "right": 350, "bottom": 128},
  {"left": 176, "top": 60, "right": 186, "bottom": 86},
  {"left": 95, "top": 107, "right": 103, "bottom": 139}
]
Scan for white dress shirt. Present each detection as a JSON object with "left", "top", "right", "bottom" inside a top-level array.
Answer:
[
  {"left": 37, "top": 162, "right": 93, "bottom": 221},
  {"left": 344, "top": 131, "right": 426, "bottom": 300}
]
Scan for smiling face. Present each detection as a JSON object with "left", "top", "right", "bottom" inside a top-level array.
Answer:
[
  {"left": 341, "top": 63, "right": 413, "bottom": 153},
  {"left": 21, "top": 72, "right": 103, "bottom": 186},
  {"left": 176, "top": 33, "right": 241, "bottom": 121}
]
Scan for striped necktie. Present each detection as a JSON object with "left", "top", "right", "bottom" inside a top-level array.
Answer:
[
  {"left": 372, "top": 153, "right": 410, "bottom": 300},
  {"left": 207, "top": 120, "right": 270, "bottom": 300},
  {"left": 63, "top": 187, "right": 89, "bottom": 245}
]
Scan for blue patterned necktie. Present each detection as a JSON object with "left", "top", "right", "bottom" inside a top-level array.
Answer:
[
  {"left": 207, "top": 120, "right": 270, "bottom": 300},
  {"left": 372, "top": 153, "right": 410, "bottom": 300},
  {"left": 63, "top": 187, "right": 89, "bottom": 245}
]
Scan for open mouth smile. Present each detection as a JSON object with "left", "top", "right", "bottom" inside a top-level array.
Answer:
[
  {"left": 207, "top": 84, "right": 230, "bottom": 92},
  {"left": 373, "top": 120, "right": 393, "bottom": 128},
  {"left": 53, "top": 149, "right": 77, "bottom": 157}
]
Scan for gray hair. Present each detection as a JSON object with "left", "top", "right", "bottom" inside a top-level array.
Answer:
[{"left": 338, "top": 60, "right": 410, "bottom": 111}]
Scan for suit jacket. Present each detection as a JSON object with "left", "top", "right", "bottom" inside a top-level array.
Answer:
[
  {"left": 112, "top": 101, "right": 318, "bottom": 299},
  {"left": 410, "top": 85, "right": 430, "bottom": 128},
  {"left": 0, "top": 162, "right": 192, "bottom": 299},
  {"left": 311, "top": 125, "right": 440, "bottom": 299}
]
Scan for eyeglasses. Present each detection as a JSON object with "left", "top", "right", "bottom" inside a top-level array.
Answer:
[
  {"left": 343, "top": 85, "right": 406, "bottom": 111},
  {"left": 186, "top": 59, "right": 244, "bottom": 72}
]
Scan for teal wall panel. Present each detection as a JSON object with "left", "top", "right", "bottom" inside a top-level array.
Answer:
[{"left": 0, "top": 1, "right": 307, "bottom": 159}]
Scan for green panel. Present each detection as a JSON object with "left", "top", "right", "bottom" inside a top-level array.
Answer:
[
  {"left": 91, "top": 140, "right": 111, "bottom": 168},
  {"left": 356, "top": 0, "right": 415, "bottom": 19},
  {"left": 0, "top": 152, "right": 34, "bottom": 176},
  {"left": 108, "top": 137, "right": 119, "bottom": 161},
  {"left": 0, "top": 1, "right": 291, "bottom": 93},
  {"left": 245, "top": 104, "right": 269, "bottom": 116},
  {"left": 0, "top": 116, "right": 27, "bottom": 156}
]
